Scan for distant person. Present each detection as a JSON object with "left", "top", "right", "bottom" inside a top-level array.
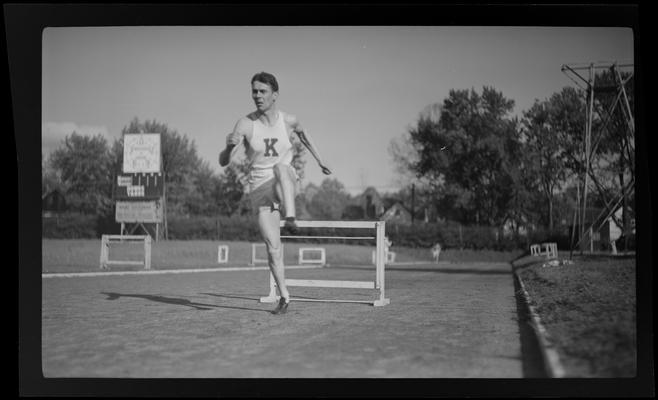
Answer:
[
  {"left": 219, "top": 71, "right": 331, "bottom": 315},
  {"left": 432, "top": 243, "right": 441, "bottom": 262}
]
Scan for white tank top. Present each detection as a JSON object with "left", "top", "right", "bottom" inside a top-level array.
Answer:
[{"left": 246, "top": 111, "right": 293, "bottom": 190}]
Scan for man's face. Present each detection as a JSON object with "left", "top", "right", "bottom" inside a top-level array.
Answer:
[{"left": 252, "top": 81, "right": 278, "bottom": 112}]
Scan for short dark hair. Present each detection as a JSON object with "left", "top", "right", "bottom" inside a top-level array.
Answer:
[{"left": 251, "top": 72, "right": 279, "bottom": 92}]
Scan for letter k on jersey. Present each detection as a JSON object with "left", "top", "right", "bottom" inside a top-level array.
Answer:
[{"left": 264, "top": 138, "right": 279, "bottom": 157}]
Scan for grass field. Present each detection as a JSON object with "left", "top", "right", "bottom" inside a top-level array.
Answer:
[
  {"left": 42, "top": 238, "right": 522, "bottom": 273},
  {"left": 513, "top": 254, "right": 636, "bottom": 377}
]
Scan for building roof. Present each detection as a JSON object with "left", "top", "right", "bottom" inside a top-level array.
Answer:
[
  {"left": 381, "top": 202, "right": 412, "bottom": 222},
  {"left": 42, "top": 189, "right": 66, "bottom": 212}
]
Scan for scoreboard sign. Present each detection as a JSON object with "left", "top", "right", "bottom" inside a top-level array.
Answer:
[
  {"left": 116, "top": 200, "right": 163, "bottom": 223},
  {"left": 114, "top": 172, "right": 164, "bottom": 200},
  {"left": 123, "top": 133, "right": 161, "bottom": 173}
]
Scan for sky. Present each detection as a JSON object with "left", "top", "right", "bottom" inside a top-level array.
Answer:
[{"left": 42, "top": 26, "right": 633, "bottom": 195}]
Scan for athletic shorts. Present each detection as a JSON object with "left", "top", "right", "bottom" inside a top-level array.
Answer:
[{"left": 249, "top": 165, "right": 299, "bottom": 214}]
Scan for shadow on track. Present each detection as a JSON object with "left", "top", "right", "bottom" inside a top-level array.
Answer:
[
  {"left": 199, "top": 292, "right": 262, "bottom": 302},
  {"left": 511, "top": 277, "right": 549, "bottom": 378},
  {"left": 101, "top": 292, "right": 271, "bottom": 313},
  {"left": 201, "top": 292, "right": 325, "bottom": 302},
  {"left": 329, "top": 265, "right": 511, "bottom": 275}
]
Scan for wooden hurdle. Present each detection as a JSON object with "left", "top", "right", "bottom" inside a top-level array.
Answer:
[
  {"left": 217, "top": 245, "right": 229, "bottom": 264},
  {"left": 542, "top": 242, "right": 558, "bottom": 259},
  {"left": 260, "top": 220, "right": 390, "bottom": 306},
  {"left": 100, "top": 234, "right": 151, "bottom": 270},
  {"left": 530, "top": 244, "right": 541, "bottom": 256},
  {"left": 299, "top": 247, "right": 326, "bottom": 266},
  {"left": 530, "top": 242, "right": 558, "bottom": 259}
]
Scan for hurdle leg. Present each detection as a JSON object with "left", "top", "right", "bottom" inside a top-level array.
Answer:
[
  {"left": 373, "top": 222, "right": 390, "bottom": 306},
  {"left": 100, "top": 235, "right": 109, "bottom": 269},
  {"left": 144, "top": 235, "right": 151, "bottom": 270},
  {"left": 374, "top": 235, "right": 381, "bottom": 289}
]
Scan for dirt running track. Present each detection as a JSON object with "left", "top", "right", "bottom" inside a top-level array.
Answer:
[{"left": 42, "top": 262, "right": 543, "bottom": 378}]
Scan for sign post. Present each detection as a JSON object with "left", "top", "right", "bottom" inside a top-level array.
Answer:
[{"left": 113, "top": 132, "right": 166, "bottom": 240}]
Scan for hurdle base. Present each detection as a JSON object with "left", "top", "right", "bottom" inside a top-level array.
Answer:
[
  {"left": 373, "top": 299, "right": 390, "bottom": 307},
  {"left": 260, "top": 294, "right": 389, "bottom": 307},
  {"left": 259, "top": 295, "right": 279, "bottom": 303}
]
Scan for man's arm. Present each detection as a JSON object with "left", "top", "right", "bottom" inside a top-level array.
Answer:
[
  {"left": 219, "top": 118, "right": 250, "bottom": 167},
  {"left": 286, "top": 114, "right": 331, "bottom": 175}
]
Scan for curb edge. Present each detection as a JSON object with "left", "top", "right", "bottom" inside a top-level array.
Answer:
[{"left": 514, "top": 270, "right": 567, "bottom": 378}]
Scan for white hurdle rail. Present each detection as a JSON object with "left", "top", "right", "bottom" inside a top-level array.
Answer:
[{"left": 260, "top": 220, "right": 390, "bottom": 307}]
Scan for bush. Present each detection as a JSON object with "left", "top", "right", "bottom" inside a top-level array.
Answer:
[
  {"left": 216, "top": 215, "right": 261, "bottom": 241},
  {"left": 42, "top": 212, "right": 573, "bottom": 252},
  {"left": 167, "top": 215, "right": 219, "bottom": 240},
  {"left": 42, "top": 213, "right": 98, "bottom": 238},
  {"left": 167, "top": 214, "right": 261, "bottom": 241},
  {"left": 95, "top": 213, "right": 122, "bottom": 236},
  {"left": 385, "top": 221, "right": 572, "bottom": 251},
  {"left": 42, "top": 213, "right": 262, "bottom": 241}
]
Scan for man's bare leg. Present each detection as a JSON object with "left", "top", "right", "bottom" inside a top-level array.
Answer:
[
  {"left": 273, "top": 163, "right": 297, "bottom": 230},
  {"left": 258, "top": 207, "right": 290, "bottom": 313}
]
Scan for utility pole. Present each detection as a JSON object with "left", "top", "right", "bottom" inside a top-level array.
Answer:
[
  {"left": 562, "top": 61, "right": 634, "bottom": 254},
  {"left": 411, "top": 183, "right": 415, "bottom": 225}
]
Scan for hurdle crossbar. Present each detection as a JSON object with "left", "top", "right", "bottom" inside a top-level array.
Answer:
[
  {"left": 281, "top": 236, "right": 375, "bottom": 240},
  {"left": 290, "top": 298, "right": 374, "bottom": 304},
  {"left": 286, "top": 279, "right": 374, "bottom": 289},
  {"left": 281, "top": 220, "right": 377, "bottom": 229},
  {"left": 260, "top": 220, "right": 390, "bottom": 306}
]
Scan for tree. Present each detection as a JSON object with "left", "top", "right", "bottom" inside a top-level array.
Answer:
[
  {"left": 548, "top": 87, "right": 587, "bottom": 179},
  {"left": 49, "top": 132, "right": 114, "bottom": 214},
  {"left": 389, "top": 128, "right": 421, "bottom": 186},
  {"left": 216, "top": 162, "right": 251, "bottom": 216},
  {"left": 186, "top": 161, "right": 221, "bottom": 216},
  {"left": 521, "top": 99, "right": 570, "bottom": 230},
  {"left": 42, "top": 153, "right": 64, "bottom": 196},
  {"left": 405, "top": 87, "right": 522, "bottom": 227},
  {"left": 306, "top": 178, "right": 351, "bottom": 220}
]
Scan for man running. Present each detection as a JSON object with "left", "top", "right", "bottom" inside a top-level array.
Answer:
[{"left": 219, "top": 71, "right": 331, "bottom": 314}]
